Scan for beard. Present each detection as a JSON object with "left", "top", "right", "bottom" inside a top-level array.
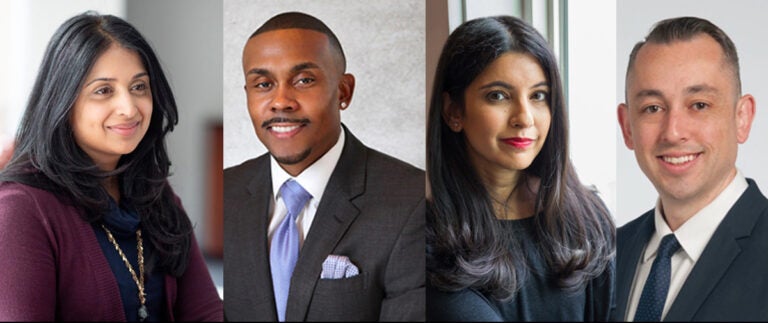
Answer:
[{"left": 271, "top": 147, "right": 312, "bottom": 165}]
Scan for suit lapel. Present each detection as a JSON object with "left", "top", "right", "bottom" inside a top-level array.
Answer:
[
  {"left": 665, "top": 180, "right": 765, "bottom": 321},
  {"left": 244, "top": 157, "right": 278, "bottom": 320},
  {"left": 615, "top": 212, "right": 654, "bottom": 321},
  {"left": 285, "top": 128, "right": 367, "bottom": 321}
]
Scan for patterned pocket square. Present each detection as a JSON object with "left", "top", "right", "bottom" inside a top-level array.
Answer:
[{"left": 320, "top": 255, "right": 359, "bottom": 279}]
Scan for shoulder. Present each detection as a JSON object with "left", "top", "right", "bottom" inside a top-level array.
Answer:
[
  {"left": 0, "top": 181, "right": 63, "bottom": 214},
  {"left": 0, "top": 181, "right": 74, "bottom": 240},
  {"left": 363, "top": 147, "right": 425, "bottom": 192},
  {"left": 427, "top": 286, "right": 502, "bottom": 321},
  {"left": 224, "top": 154, "right": 269, "bottom": 190},
  {"left": 224, "top": 153, "right": 270, "bottom": 176},
  {"left": 617, "top": 209, "right": 653, "bottom": 243}
]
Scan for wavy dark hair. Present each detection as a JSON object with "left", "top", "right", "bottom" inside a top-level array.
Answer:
[
  {"left": 0, "top": 12, "right": 192, "bottom": 276},
  {"left": 426, "top": 15, "right": 615, "bottom": 301}
]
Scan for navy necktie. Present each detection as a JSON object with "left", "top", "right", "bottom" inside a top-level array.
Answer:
[
  {"left": 270, "top": 179, "right": 312, "bottom": 322},
  {"left": 634, "top": 234, "right": 681, "bottom": 322}
]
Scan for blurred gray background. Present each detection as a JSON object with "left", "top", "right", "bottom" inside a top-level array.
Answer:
[{"left": 222, "top": 0, "right": 426, "bottom": 171}]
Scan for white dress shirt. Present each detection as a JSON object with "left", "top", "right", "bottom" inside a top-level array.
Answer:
[
  {"left": 267, "top": 128, "right": 345, "bottom": 250},
  {"left": 626, "top": 170, "right": 748, "bottom": 321}
]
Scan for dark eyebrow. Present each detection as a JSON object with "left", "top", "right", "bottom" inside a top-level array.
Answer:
[
  {"left": 246, "top": 68, "right": 271, "bottom": 78},
  {"left": 291, "top": 62, "right": 320, "bottom": 74},
  {"left": 479, "top": 80, "right": 548, "bottom": 90},
  {"left": 84, "top": 72, "right": 149, "bottom": 87},
  {"left": 633, "top": 89, "right": 664, "bottom": 100},
  {"left": 245, "top": 62, "right": 320, "bottom": 79},
  {"left": 686, "top": 84, "right": 718, "bottom": 95}
]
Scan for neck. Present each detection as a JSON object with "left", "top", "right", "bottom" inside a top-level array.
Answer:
[
  {"left": 660, "top": 169, "right": 737, "bottom": 231},
  {"left": 105, "top": 176, "right": 120, "bottom": 204},
  {"left": 477, "top": 167, "right": 535, "bottom": 220}
]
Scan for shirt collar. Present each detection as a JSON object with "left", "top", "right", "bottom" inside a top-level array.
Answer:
[
  {"left": 644, "top": 170, "right": 748, "bottom": 263},
  {"left": 270, "top": 126, "right": 346, "bottom": 205}
]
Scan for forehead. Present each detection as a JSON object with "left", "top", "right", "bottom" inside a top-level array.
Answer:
[
  {"left": 471, "top": 52, "right": 545, "bottom": 86},
  {"left": 89, "top": 44, "right": 145, "bottom": 76},
  {"left": 242, "top": 28, "right": 338, "bottom": 75},
  {"left": 628, "top": 35, "right": 734, "bottom": 96}
]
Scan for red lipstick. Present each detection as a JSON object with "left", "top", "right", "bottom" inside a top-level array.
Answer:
[{"left": 503, "top": 137, "right": 534, "bottom": 149}]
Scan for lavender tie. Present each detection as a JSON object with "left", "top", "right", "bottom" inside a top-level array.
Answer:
[{"left": 271, "top": 179, "right": 312, "bottom": 322}]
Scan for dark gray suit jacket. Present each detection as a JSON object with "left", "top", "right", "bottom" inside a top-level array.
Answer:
[
  {"left": 613, "top": 178, "right": 768, "bottom": 321},
  {"left": 224, "top": 127, "right": 426, "bottom": 321}
]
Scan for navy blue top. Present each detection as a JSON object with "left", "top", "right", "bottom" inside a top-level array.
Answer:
[
  {"left": 92, "top": 199, "right": 165, "bottom": 321},
  {"left": 427, "top": 216, "right": 615, "bottom": 321}
]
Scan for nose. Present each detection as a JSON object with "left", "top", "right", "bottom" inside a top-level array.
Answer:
[
  {"left": 661, "top": 106, "right": 688, "bottom": 143},
  {"left": 114, "top": 90, "right": 138, "bottom": 118},
  {"left": 510, "top": 98, "right": 534, "bottom": 128},
  {"left": 271, "top": 84, "right": 297, "bottom": 111}
]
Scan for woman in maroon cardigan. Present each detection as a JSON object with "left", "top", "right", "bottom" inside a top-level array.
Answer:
[{"left": 0, "top": 12, "right": 223, "bottom": 321}]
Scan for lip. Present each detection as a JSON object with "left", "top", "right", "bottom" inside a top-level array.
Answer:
[
  {"left": 656, "top": 152, "right": 702, "bottom": 174},
  {"left": 267, "top": 123, "right": 306, "bottom": 139},
  {"left": 107, "top": 121, "right": 140, "bottom": 137},
  {"left": 502, "top": 137, "right": 534, "bottom": 149}
]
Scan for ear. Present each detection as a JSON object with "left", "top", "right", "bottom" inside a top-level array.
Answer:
[
  {"left": 441, "top": 92, "right": 463, "bottom": 132},
  {"left": 338, "top": 73, "right": 356, "bottom": 110},
  {"left": 735, "top": 94, "right": 756, "bottom": 143},
  {"left": 617, "top": 103, "right": 635, "bottom": 150}
]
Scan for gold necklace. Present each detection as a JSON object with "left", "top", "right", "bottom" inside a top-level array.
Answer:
[{"left": 101, "top": 224, "right": 148, "bottom": 322}]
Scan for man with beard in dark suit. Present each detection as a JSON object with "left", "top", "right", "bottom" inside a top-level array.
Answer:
[{"left": 223, "top": 11, "right": 425, "bottom": 322}]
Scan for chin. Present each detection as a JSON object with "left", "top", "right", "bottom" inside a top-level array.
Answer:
[{"left": 271, "top": 148, "right": 312, "bottom": 165}]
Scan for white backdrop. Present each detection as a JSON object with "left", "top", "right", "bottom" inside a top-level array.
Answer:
[{"left": 615, "top": 0, "right": 768, "bottom": 226}]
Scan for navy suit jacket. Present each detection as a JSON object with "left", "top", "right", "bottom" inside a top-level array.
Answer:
[
  {"left": 613, "top": 178, "right": 768, "bottom": 321},
  {"left": 223, "top": 127, "right": 426, "bottom": 321}
]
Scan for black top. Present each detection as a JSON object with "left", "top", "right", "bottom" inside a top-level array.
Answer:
[
  {"left": 427, "top": 216, "right": 614, "bottom": 322},
  {"left": 92, "top": 200, "right": 165, "bottom": 321}
]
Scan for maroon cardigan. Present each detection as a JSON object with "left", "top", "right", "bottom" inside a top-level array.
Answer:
[{"left": 0, "top": 182, "right": 223, "bottom": 321}]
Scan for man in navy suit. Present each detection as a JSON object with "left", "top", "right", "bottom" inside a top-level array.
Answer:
[
  {"left": 615, "top": 16, "right": 768, "bottom": 321},
  {"left": 223, "top": 12, "right": 425, "bottom": 321}
]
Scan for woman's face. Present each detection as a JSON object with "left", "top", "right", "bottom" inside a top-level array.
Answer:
[
  {"left": 452, "top": 52, "right": 551, "bottom": 177},
  {"left": 70, "top": 44, "right": 152, "bottom": 170}
]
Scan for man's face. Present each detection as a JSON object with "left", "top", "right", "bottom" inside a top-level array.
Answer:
[
  {"left": 243, "top": 28, "right": 351, "bottom": 176},
  {"left": 618, "top": 34, "right": 754, "bottom": 210}
]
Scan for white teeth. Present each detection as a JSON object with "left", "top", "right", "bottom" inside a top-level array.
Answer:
[
  {"left": 663, "top": 154, "right": 696, "bottom": 165},
  {"left": 271, "top": 125, "right": 300, "bottom": 133}
]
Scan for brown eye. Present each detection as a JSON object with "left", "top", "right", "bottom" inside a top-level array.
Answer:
[
  {"left": 643, "top": 105, "right": 662, "bottom": 113},
  {"left": 485, "top": 91, "right": 508, "bottom": 102},
  {"left": 94, "top": 86, "right": 113, "bottom": 95},
  {"left": 531, "top": 91, "right": 548, "bottom": 101}
]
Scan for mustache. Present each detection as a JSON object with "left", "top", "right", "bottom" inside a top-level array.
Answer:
[{"left": 261, "top": 117, "right": 310, "bottom": 128}]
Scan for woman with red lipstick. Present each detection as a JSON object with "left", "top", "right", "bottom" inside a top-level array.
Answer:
[
  {"left": 0, "top": 12, "right": 222, "bottom": 321},
  {"left": 426, "top": 16, "right": 615, "bottom": 321}
]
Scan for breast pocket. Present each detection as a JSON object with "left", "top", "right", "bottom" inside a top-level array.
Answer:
[
  {"left": 315, "top": 271, "right": 368, "bottom": 294},
  {"left": 308, "top": 272, "right": 380, "bottom": 321}
]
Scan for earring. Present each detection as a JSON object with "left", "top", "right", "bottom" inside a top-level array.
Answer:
[{"left": 340, "top": 102, "right": 347, "bottom": 108}]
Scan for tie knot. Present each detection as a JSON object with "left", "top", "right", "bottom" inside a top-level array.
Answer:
[
  {"left": 658, "top": 234, "right": 680, "bottom": 259},
  {"left": 280, "top": 179, "right": 312, "bottom": 219}
]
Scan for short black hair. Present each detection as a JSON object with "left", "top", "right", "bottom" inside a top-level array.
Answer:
[
  {"left": 250, "top": 11, "right": 347, "bottom": 71},
  {"left": 626, "top": 16, "right": 741, "bottom": 97}
]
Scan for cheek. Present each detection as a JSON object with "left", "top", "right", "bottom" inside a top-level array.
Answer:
[{"left": 536, "top": 111, "right": 551, "bottom": 139}]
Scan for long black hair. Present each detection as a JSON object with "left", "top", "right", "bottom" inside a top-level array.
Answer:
[
  {"left": 426, "top": 15, "right": 614, "bottom": 300},
  {"left": 0, "top": 12, "right": 192, "bottom": 276}
]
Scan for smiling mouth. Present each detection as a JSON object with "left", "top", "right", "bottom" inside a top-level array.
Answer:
[
  {"left": 659, "top": 153, "right": 701, "bottom": 165},
  {"left": 107, "top": 121, "right": 140, "bottom": 136},
  {"left": 271, "top": 125, "right": 302, "bottom": 133}
]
